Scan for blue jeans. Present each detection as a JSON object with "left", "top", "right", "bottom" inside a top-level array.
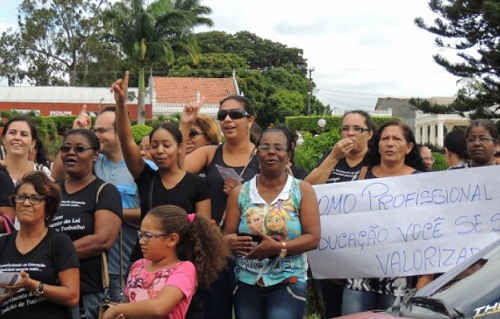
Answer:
[
  {"left": 318, "top": 279, "right": 343, "bottom": 318},
  {"left": 109, "top": 274, "right": 126, "bottom": 302},
  {"left": 203, "top": 258, "right": 235, "bottom": 319},
  {"left": 341, "top": 287, "right": 395, "bottom": 315},
  {"left": 71, "top": 291, "right": 105, "bottom": 319},
  {"left": 233, "top": 281, "right": 307, "bottom": 319}
]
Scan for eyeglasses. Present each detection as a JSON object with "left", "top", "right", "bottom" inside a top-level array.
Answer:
[
  {"left": 257, "top": 144, "right": 288, "bottom": 152},
  {"left": 93, "top": 127, "right": 114, "bottom": 134},
  {"left": 340, "top": 126, "right": 370, "bottom": 134},
  {"left": 60, "top": 146, "right": 96, "bottom": 154},
  {"left": 465, "top": 136, "right": 496, "bottom": 144},
  {"left": 137, "top": 230, "right": 169, "bottom": 242},
  {"left": 422, "top": 157, "right": 436, "bottom": 164},
  {"left": 13, "top": 194, "right": 45, "bottom": 205},
  {"left": 189, "top": 129, "right": 205, "bottom": 138},
  {"left": 217, "top": 109, "right": 251, "bottom": 121}
]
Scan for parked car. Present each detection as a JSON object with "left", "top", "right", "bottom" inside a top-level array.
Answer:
[{"left": 339, "top": 238, "right": 500, "bottom": 318}]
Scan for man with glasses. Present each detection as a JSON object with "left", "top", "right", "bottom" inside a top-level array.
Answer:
[
  {"left": 419, "top": 145, "right": 435, "bottom": 171},
  {"left": 52, "top": 105, "right": 148, "bottom": 304}
]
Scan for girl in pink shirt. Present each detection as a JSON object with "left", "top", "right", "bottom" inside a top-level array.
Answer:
[{"left": 102, "top": 205, "right": 229, "bottom": 319}]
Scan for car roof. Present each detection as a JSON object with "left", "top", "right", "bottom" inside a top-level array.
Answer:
[{"left": 415, "top": 237, "right": 500, "bottom": 297}]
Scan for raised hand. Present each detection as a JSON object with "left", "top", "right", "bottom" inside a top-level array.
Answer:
[
  {"left": 329, "top": 137, "right": 356, "bottom": 161},
  {"left": 111, "top": 71, "right": 129, "bottom": 107},
  {"left": 73, "top": 105, "right": 92, "bottom": 129},
  {"left": 180, "top": 97, "right": 205, "bottom": 127}
]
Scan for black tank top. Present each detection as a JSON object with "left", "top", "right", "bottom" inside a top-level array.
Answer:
[{"left": 204, "top": 144, "right": 259, "bottom": 224}]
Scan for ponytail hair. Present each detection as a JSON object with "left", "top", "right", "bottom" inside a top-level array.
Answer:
[{"left": 147, "top": 205, "right": 230, "bottom": 290}]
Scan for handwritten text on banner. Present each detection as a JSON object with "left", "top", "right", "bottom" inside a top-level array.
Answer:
[{"left": 306, "top": 165, "right": 500, "bottom": 279}]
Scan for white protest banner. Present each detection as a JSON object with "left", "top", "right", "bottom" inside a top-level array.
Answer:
[{"left": 307, "top": 165, "right": 500, "bottom": 279}]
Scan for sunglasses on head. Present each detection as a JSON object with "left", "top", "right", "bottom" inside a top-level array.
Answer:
[
  {"left": 189, "top": 129, "right": 205, "bottom": 138},
  {"left": 217, "top": 109, "right": 251, "bottom": 121}
]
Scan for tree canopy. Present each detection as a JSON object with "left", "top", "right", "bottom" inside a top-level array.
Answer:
[
  {"left": 415, "top": 0, "right": 500, "bottom": 115},
  {"left": 0, "top": 0, "right": 113, "bottom": 86},
  {"left": 104, "top": 0, "right": 213, "bottom": 123},
  {"left": 0, "top": 0, "right": 328, "bottom": 127}
]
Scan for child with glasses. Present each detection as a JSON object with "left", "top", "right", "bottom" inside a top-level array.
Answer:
[{"left": 101, "top": 205, "right": 228, "bottom": 319}]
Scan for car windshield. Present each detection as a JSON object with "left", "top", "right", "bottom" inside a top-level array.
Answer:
[{"left": 399, "top": 239, "right": 500, "bottom": 318}]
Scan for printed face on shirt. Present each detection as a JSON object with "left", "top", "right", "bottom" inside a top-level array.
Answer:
[
  {"left": 218, "top": 99, "right": 253, "bottom": 141},
  {"left": 341, "top": 113, "right": 372, "bottom": 154},
  {"left": 378, "top": 125, "right": 413, "bottom": 165},
  {"left": 15, "top": 183, "right": 47, "bottom": 226},
  {"left": 3, "top": 120, "right": 36, "bottom": 158},
  {"left": 61, "top": 133, "right": 98, "bottom": 177},
  {"left": 149, "top": 127, "right": 182, "bottom": 169},
  {"left": 467, "top": 126, "right": 498, "bottom": 166}
]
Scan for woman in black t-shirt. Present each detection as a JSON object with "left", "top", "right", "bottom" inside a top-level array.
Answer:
[
  {"left": 0, "top": 171, "right": 80, "bottom": 319},
  {"left": 305, "top": 110, "right": 376, "bottom": 318},
  {"left": 52, "top": 129, "right": 122, "bottom": 319},
  {"left": 111, "top": 73, "right": 211, "bottom": 261},
  {"left": 179, "top": 95, "right": 260, "bottom": 319}
]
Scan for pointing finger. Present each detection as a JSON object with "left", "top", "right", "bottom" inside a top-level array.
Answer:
[{"left": 124, "top": 71, "right": 129, "bottom": 87}]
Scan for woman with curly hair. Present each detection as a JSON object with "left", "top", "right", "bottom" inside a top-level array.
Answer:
[{"left": 102, "top": 205, "right": 229, "bottom": 319}]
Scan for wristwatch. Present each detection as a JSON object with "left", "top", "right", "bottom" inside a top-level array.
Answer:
[
  {"left": 279, "top": 241, "right": 288, "bottom": 258},
  {"left": 33, "top": 281, "right": 44, "bottom": 297}
]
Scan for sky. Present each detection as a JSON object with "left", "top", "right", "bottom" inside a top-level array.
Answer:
[{"left": 0, "top": 0, "right": 462, "bottom": 112}]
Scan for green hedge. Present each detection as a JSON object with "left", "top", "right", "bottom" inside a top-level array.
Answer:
[
  {"left": 132, "top": 125, "right": 153, "bottom": 144},
  {"left": 286, "top": 115, "right": 395, "bottom": 135},
  {"left": 295, "top": 131, "right": 341, "bottom": 173}
]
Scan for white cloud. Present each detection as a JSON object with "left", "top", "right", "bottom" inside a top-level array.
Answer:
[{"left": 0, "top": 0, "right": 462, "bottom": 110}]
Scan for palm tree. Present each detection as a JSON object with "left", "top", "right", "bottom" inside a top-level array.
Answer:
[{"left": 106, "top": 0, "right": 213, "bottom": 124}]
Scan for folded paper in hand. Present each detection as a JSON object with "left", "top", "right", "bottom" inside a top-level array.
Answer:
[
  {"left": 215, "top": 164, "right": 244, "bottom": 182},
  {"left": 0, "top": 272, "right": 20, "bottom": 296}
]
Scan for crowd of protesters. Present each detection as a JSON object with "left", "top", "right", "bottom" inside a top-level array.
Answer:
[{"left": 0, "top": 71, "right": 498, "bottom": 319}]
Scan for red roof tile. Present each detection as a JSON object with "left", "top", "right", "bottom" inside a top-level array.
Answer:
[{"left": 153, "top": 77, "right": 237, "bottom": 104}]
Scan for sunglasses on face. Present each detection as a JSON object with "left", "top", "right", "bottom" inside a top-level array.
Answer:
[
  {"left": 189, "top": 129, "right": 205, "bottom": 138},
  {"left": 60, "top": 146, "right": 96, "bottom": 154},
  {"left": 217, "top": 109, "right": 251, "bottom": 121}
]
